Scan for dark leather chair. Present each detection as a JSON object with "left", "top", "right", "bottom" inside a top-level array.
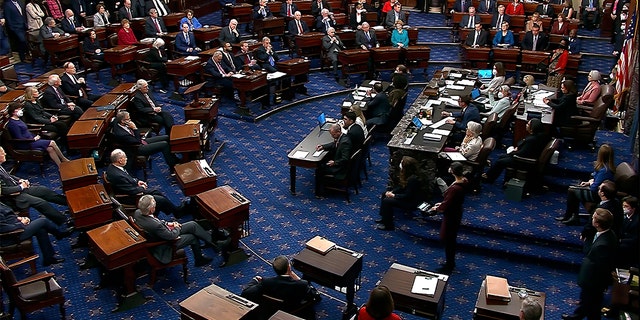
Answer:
[
  {"left": 101, "top": 172, "right": 141, "bottom": 215},
  {"left": 108, "top": 34, "right": 119, "bottom": 47},
  {"left": 0, "top": 116, "right": 48, "bottom": 175},
  {"left": 614, "top": 162, "right": 638, "bottom": 199},
  {"left": 0, "top": 229, "right": 38, "bottom": 274},
  {"left": 559, "top": 84, "right": 614, "bottom": 150},
  {"left": 0, "top": 256, "right": 66, "bottom": 320},
  {"left": 492, "top": 102, "right": 518, "bottom": 146},
  {"left": 505, "top": 138, "right": 561, "bottom": 192},
  {"left": 465, "top": 137, "right": 496, "bottom": 193},
  {"left": 0, "top": 65, "right": 35, "bottom": 89},
  {"left": 481, "top": 112, "right": 498, "bottom": 140},
  {"left": 359, "top": 134, "right": 374, "bottom": 182},
  {"left": 254, "top": 293, "right": 316, "bottom": 320},
  {"left": 127, "top": 216, "right": 188, "bottom": 286},
  {"left": 610, "top": 267, "right": 639, "bottom": 318},
  {"left": 78, "top": 41, "right": 105, "bottom": 81},
  {"left": 323, "top": 149, "right": 362, "bottom": 203}
]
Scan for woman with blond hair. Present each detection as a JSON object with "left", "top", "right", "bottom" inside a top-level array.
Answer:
[{"left": 349, "top": 104, "right": 368, "bottom": 136}]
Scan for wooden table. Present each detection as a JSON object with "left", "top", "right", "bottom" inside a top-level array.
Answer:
[
  {"left": 179, "top": 283, "right": 258, "bottom": 320},
  {"left": 276, "top": 58, "right": 311, "bottom": 98},
  {"left": 371, "top": 47, "right": 402, "bottom": 72},
  {"left": 0, "top": 90, "right": 25, "bottom": 102},
  {"left": 231, "top": 71, "right": 268, "bottom": 112},
  {"left": 78, "top": 107, "right": 115, "bottom": 122},
  {"left": 66, "top": 184, "right": 113, "bottom": 229},
  {"left": 166, "top": 56, "right": 204, "bottom": 90},
  {"left": 294, "top": 32, "right": 324, "bottom": 59},
  {"left": 91, "top": 93, "right": 130, "bottom": 110},
  {"left": 110, "top": 83, "right": 137, "bottom": 94},
  {"left": 292, "top": 246, "right": 363, "bottom": 314},
  {"left": 43, "top": 34, "right": 79, "bottom": 66},
  {"left": 473, "top": 280, "right": 545, "bottom": 319},
  {"left": 58, "top": 157, "right": 98, "bottom": 192},
  {"left": 103, "top": 45, "right": 138, "bottom": 78},
  {"left": 162, "top": 12, "right": 187, "bottom": 32},
  {"left": 254, "top": 16, "right": 286, "bottom": 39},
  {"left": 338, "top": 49, "right": 370, "bottom": 77},
  {"left": 223, "top": 3, "right": 253, "bottom": 25},
  {"left": 67, "top": 119, "right": 107, "bottom": 157},
  {"left": 287, "top": 124, "right": 335, "bottom": 195},
  {"left": 378, "top": 263, "right": 449, "bottom": 319},
  {"left": 174, "top": 159, "right": 217, "bottom": 196},
  {"left": 193, "top": 26, "right": 222, "bottom": 49}
]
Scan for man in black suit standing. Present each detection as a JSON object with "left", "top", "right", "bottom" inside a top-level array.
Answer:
[
  {"left": 580, "top": 0, "right": 600, "bottom": 30},
  {"left": 144, "top": 8, "right": 167, "bottom": 37},
  {"left": 60, "top": 62, "right": 99, "bottom": 109},
  {"left": 562, "top": 208, "right": 618, "bottom": 320},
  {"left": 41, "top": 74, "right": 83, "bottom": 120},
  {"left": 342, "top": 111, "right": 365, "bottom": 153},
  {"left": 106, "top": 149, "right": 183, "bottom": 216},
  {"left": 535, "top": 0, "right": 555, "bottom": 17},
  {"left": 280, "top": 0, "right": 299, "bottom": 17},
  {"left": 311, "top": 0, "right": 332, "bottom": 17},
  {"left": 465, "top": 23, "right": 489, "bottom": 47},
  {"left": 322, "top": 27, "right": 345, "bottom": 82},
  {"left": 241, "top": 255, "right": 321, "bottom": 309},
  {"left": 3, "top": 0, "right": 29, "bottom": 62},
  {"left": 131, "top": 79, "right": 175, "bottom": 134},
  {"left": 0, "top": 147, "right": 69, "bottom": 226},
  {"left": 477, "top": 0, "right": 496, "bottom": 13},
  {"left": 521, "top": 23, "right": 549, "bottom": 51},
  {"left": 119, "top": 0, "right": 137, "bottom": 20},
  {"left": 219, "top": 19, "right": 241, "bottom": 44},
  {"left": 355, "top": 22, "right": 378, "bottom": 48}
]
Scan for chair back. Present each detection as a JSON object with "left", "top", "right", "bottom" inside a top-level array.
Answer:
[
  {"left": 0, "top": 256, "right": 18, "bottom": 288},
  {"left": 504, "top": 76, "right": 516, "bottom": 86},
  {"left": 475, "top": 137, "right": 496, "bottom": 169},
  {"left": 535, "top": 138, "right": 560, "bottom": 173},
  {"left": 482, "top": 113, "right": 498, "bottom": 140},
  {"left": 614, "top": 162, "right": 639, "bottom": 197},
  {"left": 108, "top": 34, "right": 119, "bottom": 47},
  {"left": 496, "top": 102, "right": 518, "bottom": 131}
]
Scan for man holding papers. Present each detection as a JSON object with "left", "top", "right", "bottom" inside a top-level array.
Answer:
[{"left": 441, "top": 95, "right": 480, "bottom": 144}]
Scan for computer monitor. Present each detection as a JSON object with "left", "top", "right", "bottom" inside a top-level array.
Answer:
[
  {"left": 471, "top": 88, "right": 481, "bottom": 99},
  {"left": 317, "top": 112, "right": 327, "bottom": 127},
  {"left": 477, "top": 69, "right": 493, "bottom": 79}
]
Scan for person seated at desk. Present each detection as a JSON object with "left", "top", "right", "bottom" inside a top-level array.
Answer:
[
  {"left": 385, "top": 2, "right": 406, "bottom": 28},
  {"left": 391, "top": 20, "right": 409, "bottom": 48},
  {"left": 465, "top": 23, "right": 489, "bottom": 47},
  {"left": 145, "top": 8, "right": 167, "bottom": 37},
  {"left": 23, "top": 87, "right": 69, "bottom": 140},
  {"left": 281, "top": 0, "right": 299, "bottom": 18},
  {"left": 525, "top": 12, "right": 542, "bottom": 32},
  {"left": 480, "top": 62, "right": 506, "bottom": 96},
  {"left": 521, "top": 24, "right": 549, "bottom": 51},
  {"left": 482, "top": 118, "right": 549, "bottom": 183},
  {"left": 0, "top": 147, "right": 70, "bottom": 226},
  {"left": 441, "top": 95, "right": 481, "bottom": 143},
  {"left": 364, "top": 83, "right": 391, "bottom": 126},
  {"left": 356, "top": 22, "right": 379, "bottom": 50},
  {"left": 580, "top": 0, "right": 600, "bottom": 31},
  {"left": 505, "top": 0, "right": 524, "bottom": 15},
  {"left": 551, "top": 13, "right": 570, "bottom": 35},
  {"left": 6, "top": 103, "right": 69, "bottom": 167},
  {"left": 536, "top": 0, "right": 555, "bottom": 17},
  {"left": 93, "top": 3, "right": 111, "bottom": 26},
  {"left": 437, "top": 121, "right": 483, "bottom": 187},
  {"left": 219, "top": 19, "right": 241, "bottom": 44},
  {"left": 316, "top": 9, "right": 337, "bottom": 34},
  {"left": 118, "top": 18, "right": 138, "bottom": 45},
  {"left": 254, "top": 0, "right": 273, "bottom": 20},
  {"left": 38, "top": 17, "right": 64, "bottom": 53},
  {"left": 118, "top": 0, "right": 137, "bottom": 20},
  {"left": 349, "top": 104, "right": 369, "bottom": 136},
  {"left": 391, "top": 64, "right": 408, "bottom": 90},
  {"left": 288, "top": 11, "right": 310, "bottom": 37},
  {"left": 113, "top": 111, "right": 178, "bottom": 169},
  {"left": 341, "top": 111, "right": 365, "bottom": 152},
  {"left": 83, "top": 29, "right": 104, "bottom": 61},
  {"left": 311, "top": 0, "right": 332, "bottom": 17},
  {"left": 560, "top": 0, "right": 574, "bottom": 18},
  {"left": 61, "top": 9, "right": 84, "bottom": 34},
  {"left": 376, "top": 156, "right": 421, "bottom": 231},
  {"left": 459, "top": 6, "right": 478, "bottom": 29},
  {"left": 520, "top": 297, "right": 543, "bottom": 320},
  {"left": 204, "top": 51, "right": 237, "bottom": 101},
  {"left": 315, "top": 123, "right": 352, "bottom": 185},
  {"left": 134, "top": 195, "right": 222, "bottom": 267},
  {"left": 131, "top": 79, "right": 175, "bottom": 134},
  {"left": 175, "top": 23, "right": 201, "bottom": 56},
  {"left": 492, "top": 21, "right": 515, "bottom": 47},
  {"left": 491, "top": 4, "right": 511, "bottom": 29},
  {"left": 543, "top": 79, "right": 578, "bottom": 128},
  {"left": 145, "top": 0, "right": 171, "bottom": 16},
  {"left": 180, "top": 9, "right": 202, "bottom": 31},
  {"left": 60, "top": 62, "right": 100, "bottom": 109},
  {"left": 0, "top": 202, "right": 71, "bottom": 266},
  {"left": 618, "top": 196, "right": 639, "bottom": 269},
  {"left": 41, "top": 74, "right": 84, "bottom": 121},
  {"left": 477, "top": 0, "right": 496, "bottom": 14},
  {"left": 350, "top": 3, "right": 368, "bottom": 29},
  {"left": 235, "top": 40, "right": 260, "bottom": 70},
  {"left": 576, "top": 70, "right": 601, "bottom": 106},
  {"left": 484, "top": 85, "right": 512, "bottom": 119},
  {"left": 358, "top": 286, "right": 402, "bottom": 320},
  {"left": 145, "top": 37, "right": 170, "bottom": 92},
  {"left": 107, "top": 149, "right": 185, "bottom": 216},
  {"left": 220, "top": 42, "right": 240, "bottom": 73},
  {"left": 255, "top": 37, "right": 280, "bottom": 73},
  {"left": 242, "top": 255, "right": 321, "bottom": 312},
  {"left": 322, "top": 27, "right": 345, "bottom": 82}
]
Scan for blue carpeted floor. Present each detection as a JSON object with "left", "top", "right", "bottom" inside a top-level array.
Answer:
[{"left": 5, "top": 7, "right": 633, "bottom": 320}]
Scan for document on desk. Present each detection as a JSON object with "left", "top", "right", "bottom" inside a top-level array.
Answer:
[
  {"left": 267, "top": 71, "right": 287, "bottom": 80},
  {"left": 432, "top": 129, "right": 451, "bottom": 136},
  {"left": 403, "top": 133, "right": 416, "bottom": 145},
  {"left": 423, "top": 133, "right": 442, "bottom": 141},
  {"left": 424, "top": 100, "right": 441, "bottom": 109},
  {"left": 231, "top": 74, "right": 245, "bottom": 78},
  {"left": 438, "top": 97, "right": 459, "bottom": 107},
  {"left": 457, "top": 79, "right": 476, "bottom": 86},
  {"left": 292, "top": 151, "right": 309, "bottom": 159},
  {"left": 411, "top": 275, "right": 438, "bottom": 296},
  {"left": 368, "top": 80, "right": 381, "bottom": 85},
  {"left": 445, "top": 152, "right": 466, "bottom": 161},
  {"left": 430, "top": 117, "right": 453, "bottom": 129},
  {"left": 390, "top": 263, "right": 449, "bottom": 281},
  {"left": 185, "top": 56, "right": 200, "bottom": 60},
  {"left": 445, "top": 84, "right": 465, "bottom": 91},
  {"left": 342, "top": 101, "right": 352, "bottom": 107},
  {"left": 198, "top": 159, "right": 215, "bottom": 176}
]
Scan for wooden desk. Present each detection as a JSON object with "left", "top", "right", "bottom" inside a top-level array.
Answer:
[
  {"left": 338, "top": 49, "right": 370, "bottom": 76},
  {"left": 294, "top": 0, "right": 312, "bottom": 14},
  {"left": 276, "top": 58, "right": 311, "bottom": 98},
  {"left": 491, "top": 47, "right": 520, "bottom": 72},
  {"left": 78, "top": 107, "right": 116, "bottom": 122},
  {"left": 87, "top": 220, "right": 147, "bottom": 298},
  {"left": 175, "top": 160, "right": 217, "bottom": 197},
  {"left": 461, "top": 46, "right": 491, "bottom": 69},
  {"left": 110, "top": 83, "right": 137, "bottom": 94},
  {"left": 371, "top": 46, "right": 402, "bottom": 72},
  {"left": 378, "top": 263, "right": 449, "bottom": 319},
  {"left": 0, "top": 90, "right": 25, "bottom": 102},
  {"left": 194, "top": 185, "right": 250, "bottom": 251},
  {"left": 292, "top": 246, "right": 363, "bottom": 312},
  {"left": 66, "top": 184, "right": 113, "bottom": 229},
  {"left": 254, "top": 16, "right": 286, "bottom": 39},
  {"left": 104, "top": 45, "right": 138, "bottom": 78},
  {"left": 294, "top": 32, "right": 325, "bottom": 59},
  {"left": 179, "top": 283, "right": 258, "bottom": 320},
  {"left": 287, "top": 125, "right": 334, "bottom": 195},
  {"left": 269, "top": 310, "right": 304, "bottom": 320},
  {"left": 43, "top": 34, "right": 79, "bottom": 66},
  {"left": 59, "top": 157, "right": 98, "bottom": 192},
  {"left": 184, "top": 97, "right": 219, "bottom": 139},
  {"left": 224, "top": 3, "right": 253, "bottom": 24},
  {"left": 162, "top": 12, "right": 187, "bottom": 32},
  {"left": 473, "top": 280, "right": 545, "bottom": 320},
  {"left": 231, "top": 71, "right": 268, "bottom": 111},
  {"left": 194, "top": 26, "right": 222, "bottom": 49},
  {"left": 67, "top": 119, "right": 107, "bottom": 157},
  {"left": 166, "top": 57, "right": 204, "bottom": 90},
  {"left": 520, "top": 50, "right": 551, "bottom": 76},
  {"left": 170, "top": 123, "right": 202, "bottom": 159}
]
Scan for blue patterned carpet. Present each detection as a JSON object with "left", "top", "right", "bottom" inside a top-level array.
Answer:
[{"left": 6, "top": 8, "right": 633, "bottom": 320}]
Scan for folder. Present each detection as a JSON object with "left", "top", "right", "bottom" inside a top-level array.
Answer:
[
  {"left": 305, "top": 236, "right": 335, "bottom": 255},
  {"left": 485, "top": 275, "right": 511, "bottom": 301}
]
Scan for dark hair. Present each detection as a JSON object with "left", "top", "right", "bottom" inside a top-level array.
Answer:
[
  {"left": 344, "top": 111, "right": 357, "bottom": 122},
  {"left": 185, "top": 9, "right": 194, "bottom": 15},
  {"left": 494, "top": 62, "right": 506, "bottom": 77},
  {"left": 460, "top": 94, "right": 472, "bottom": 104},
  {"left": 593, "top": 208, "right": 613, "bottom": 230},
  {"left": 598, "top": 180, "right": 616, "bottom": 199},
  {"left": 7, "top": 102, "right": 22, "bottom": 116},
  {"left": 623, "top": 196, "right": 638, "bottom": 209},
  {"left": 399, "top": 156, "right": 419, "bottom": 188},
  {"left": 365, "top": 286, "right": 395, "bottom": 319},
  {"left": 374, "top": 83, "right": 383, "bottom": 93},
  {"left": 528, "top": 118, "right": 543, "bottom": 134},
  {"left": 562, "top": 79, "right": 577, "bottom": 94},
  {"left": 450, "top": 162, "right": 464, "bottom": 176},
  {"left": 272, "top": 255, "right": 289, "bottom": 275}
]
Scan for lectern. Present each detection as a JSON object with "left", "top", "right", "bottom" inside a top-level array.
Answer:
[
  {"left": 59, "top": 157, "right": 99, "bottom": 192},
  {"left": 65, "top": 184, "right": 113, "bottom": 229},
  {"left": 174, "top": 160, "right": 217, "bottom": 196}
]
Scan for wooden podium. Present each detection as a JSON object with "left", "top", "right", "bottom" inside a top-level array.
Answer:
[
  {"left": 59, "top": 158, "right": 99, "bottom": 192},
  {"left": 67, "top": 119, "right": 107, "bottom": 157},
  {"left": 179, "top": 283, "right": 258, "bottom": 320},
  {"left": 174, "top": 160, "right": 217, "bottom": 196},
  {"left": 66, "top": 184, "right": 113, "bottom": 229},
  {"left": 193, "top": 26, "right": 222, "bottom": 49},
  {"left": 194, "top": 185, "right": 250, "bottom": 263},
  {"left": 232, "top": 71, "right": 268, "bottom": 111},
  {"left": 170, "top": 123, "right": 202, "bottom": 160}
]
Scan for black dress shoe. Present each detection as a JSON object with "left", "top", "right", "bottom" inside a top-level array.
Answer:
[
  {"left": 55, "top": 226, "right": 75, "bottom": 240},
  {"left": 376, "top": 224, "right": 395, "bottom": 231},
  {"left": 562, "top": 216, "right": 581, "bottom": 226},
  {"left": 43, "top": 257, "right": 65, "bottom": 266},
  {"left": 194, "top": 255, "right": 213, "bottom": 267},
  {"left": 555, "top": 215, "right": 570, "bottom": 221},
  {"left": 561, "top": 313, "right": 580, "bottom": 320}
]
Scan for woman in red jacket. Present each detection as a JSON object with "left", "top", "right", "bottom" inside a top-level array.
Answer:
[{"left": 117, "top": 18, "right": 138, "bottom": 45}]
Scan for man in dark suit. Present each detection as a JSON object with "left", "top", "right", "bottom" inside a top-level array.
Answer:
[
  {"left": 134, "top": 195, "right": 217, "bottom": 267},
  {"left": 316, "top": 123, "right": 352, "bottom": 181},
  {"left": 322, "top": 27, "right": 345, "bottom": 81},
  {"left": 562, "top": 208, "right": 618, "bottom": 320},
  {"left": 565, "top": 28, "right": 581, "bottom": 54},
  {"left": 0, "top": 12, "right": 10, "bottom": 56},
  {"left": 219, "top": 19, "right": 241, "bottom": 44},
  {"left": 204, "top": 51, "right": 236, "bottom": 99},
  {"left": 491, "top": 4, "right": 511, "bottom": 28},
  {"left": 316, "top": 9, "right": 337, "bottom": 34},
  {"left": 106, "top": 149, "right": 183, "bottom": 216},
  {"left": 254, "top": 37, "right": 280, "bottom": 72},
  {"left": 132, "top": 0, "right": 147, "bottom": 17},
  {"left": 41, "top": 74, "right": 83, "bottom": 120},
  {"left": 618, "top": 196, "right": 638, "bottom": 268},
  {"left": 0, "top": 147, "right": 69, "bottom": 226},
  {"left": 241, "top": 255, "right": 320, "bottom": 309},
  {"left": 280, "top": 0, "right": 299, "bottom": 17},
  {"left": 145, "top": 0, "right": 171, "bottom": 16},
  {"left": 4, "top": 0, "right": 29, "bottom": 61},
  {"left": 465, "top": 23, "right": 489, "bottom": 47},
  {"left": 521, "top": 24, "right": 549, "bottom": 51},
  {"left": 355, "top": 22, "right": 378, "bottom": 49},
  {"left": 60, "top": 62, "right": 99, "bottom": 109},
  {"left": 580, "top": 0, "right": 600, "bottom": 30},
  {"left": 288, "top": 11, "right": 310, "bottom": 36},
  {"left": 365, "top": 83, "right": 391, "bottom": 126},
  {"left": 342, "top": 112, "right": 365, "bottom": 153},
  {"left": 385, "top": 3, "right": 407, "bottom": 28},
  {"left": 535, "top": 0, "right": 555, "bottom": 17},
  {"left": 477, "top": 0, "right": 496, "bottom": 14},
  {"left": 61, "top": 9, "right": 84, "bottom": 34},
  {"left": 69, "top": 0, "right": 89, "bottom": 20},
  {"left": 235, "top": 41, "right": 260, "bottom": 70},
  {"left": 311, "top": 0, "right": 331, "bottom": 17},
  {"left": 131, "top": 79, "right": 175, "bottom": 134},
  {"left": 442, "top": 95, "right": 481, "bottom": 132},
  {"left": 112, "top": 111, "right": 177, "bottom": 170},
  {"left": 118, "top": 0, "right": 137, "bottom": 20},
  {"left": 220, "top": 42, "right": 239, "bottom": 72},
  {"left": 144, "top": 8, "right": 167, "bottom": 37},
  {"left": 254, "top": 0, "right": 273, "bottom": 19},
  {"left": 174, "top": 23, "right": 201, "bottom": 56}
]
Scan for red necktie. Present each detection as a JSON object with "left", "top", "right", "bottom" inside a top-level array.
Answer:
[
  {"left": 154, "top": 19, "right": 161, "bottom": 33},
  {"left": 297, "top": 20, "right": 303, "bottom": 34}
]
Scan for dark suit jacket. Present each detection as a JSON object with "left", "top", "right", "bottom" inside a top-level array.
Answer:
[
  {"left": 144, "top": 17, "right": 167, "bottom": 37},
  {"left": 514, "top": 132, "right": 549, "bottom": 159},
  {"left": 106, "top": 163, "right": 144, "bottom": 195},
  {"left": 39, "top": 24, "right": 64, "bottom": 40},
  {"left": 23, "top": 101, "right": 53, "bottom": 125},
  {"left": 60, "top": 73, "right": 84, "bottom": 97},
  {"left": 347, "top": 123, "right": 365, "bottom": 152},
  {"left": 452, "top": 105, "right": 481, "bottom": 130},
  {"left": 220, "top": 51, "right": 239, "bottom": 72},
  {"left": 578, "top": 229, "right": 617, "bottom": 290},
  {"left": 546, "top": 92, "right": 577, "bottom": 126},
  {"left": 145, "top": 0, "right": 170, "bottom": 15},
  {"left": 385, "top": 10, "right": 407, "bottom": 28},
  {"left": 131, "top": 90, "right": 159, "bottom": 116},
  {"left": 254, "top": 45, "right": 280, "bottom": 69},
  {"left": 619, "top": 213, "right": 639, "bottom": 264},
  {"left": 288, "top": 19, "right": 309, "bottom": 36},
  {"left": 112, "top": 123, "right": 143, "bottom": 146},
  {"left": 477, "top": 0, "right": 496, "bottom": 13},
  {"left": 133, "top": 209, "right": 179, "bottom": 263},
  {"left": 3, "top": 0, "right": 28, "bottom": 33},
  {"left": 41, "top": 85, "right": 71, "bottom": 110},
  {"left": 132, "top": 0, "right": 147, "bottom": 17},
  {"left": 70, "top": 0, "right": 88, "bottom": 15},
  {"left": 355, "top": 29, "right": 378, "bottom": 48},
  {"left": 453, "top": 0, "right": 469, "bottom": 12},
  {"left": 218, "top": 26, "right": 240, "bottom": 44},
  {"left": 253, "top": 5, "right": 273, "bottom": 19},
  {"left": 204, "top": 58, "right": 233, "bottom": 87},
  {"left": 315, "top": 16, "right": 336, "bottom": 33},
  {"left": 280, "top": 2, "right": 299, "bottom": 17},
  {"left": 61, "top": 16, "right": 81, "bottom": 33},
  {"left": 311, "top": 0, "right": 331, "bottom": 16},
  {"left": 464, "top": 29, "right": 489, "bottom": 46},
  {"left": 459, "top": 14, "right": 479, "bottom": 28},
  {"left": 118, "top": 5, "right": 137, "bottom": 19},
  {"left": 241, "top": 275, "right": 313, "bottom": 307},
  {"left": 566, "top": 36, "right": 581, "bottom": 54},
  {"left": 0, "top": 168, "right": 25, "bottom": 195},
  {"left": 174, "top": 32, "right": 197, "bottom": 54},
  {"left": 521, "top": 31, "right": 548, "bottom": 51},
  {"left": 321, "top": 134, "right": 352, "bottom": 179},
  {"left": 535, "top": 3, "right": 555, "bottom": 16},
  {"left": 349, "top": 10, "right": 368, "bottom": 29},
  {"left": 490, "top": 13, "right": 511, "bottom": 28},
  {"left": 145, "top": 47, "right": 167, "bottom": 70}
]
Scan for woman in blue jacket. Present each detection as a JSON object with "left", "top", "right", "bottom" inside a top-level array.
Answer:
[{"left": 492, "top": 21, "right": 515, "bottom": 47}]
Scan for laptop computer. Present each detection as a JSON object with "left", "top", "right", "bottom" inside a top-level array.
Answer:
[
  {"left": 317, "top": 112, "right": 333, "bottom": 130},
  {"left": 477, "top": 69, "right": 493, "bottom": 80},
  {"left": 471, "top": 87, "right": 489, "bottom": 104}
]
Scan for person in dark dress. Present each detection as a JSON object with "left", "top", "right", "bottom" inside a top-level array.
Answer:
[
  {"left": 22, "top": 87, "right": 69, "bottom": 140},
  {"left": 543, "top": 79, "right": 578, "bottom": 130},
  {"left": 375, "top": 156, "right": 422, "bottom": 231},
  {"left": 145, "top": 38, "right": 169, "bottom": 91},
  {"left": 83, "top": 30, "right": 104, "bottom": 60}
]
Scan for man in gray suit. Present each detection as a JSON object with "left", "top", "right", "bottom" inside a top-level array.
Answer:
[
  {"left": 39, "top": 17, "right": 65, "bottom": 53},
  {"left": 322, "top": 27, "right": 345, "bottom": 82},
  {"left": 384, "top": 2, "right": 407, "bottom": 28},
  {"left": 134, "top": 195, "right": 229, "bottom": 267}
]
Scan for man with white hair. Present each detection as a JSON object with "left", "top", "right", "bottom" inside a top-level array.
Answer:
[
  {"left": 61, "top": 9, "right": 84, "bottom": 33},
  {"left": 322, "top": 27, "right": 345, "bottom": 82},
  {"left": 254, "top": 37, "right": 279, "bottom": 72},
  {"left": 219, "top": 19, "right": 240, "bottom": 44},
  {"left": 131, "top": 79, "right": 175, "bottom": 134},
  {"left": 41, "top": 74, "right": 83, "bottom": 120},
  {"left": 316, "top": 8, "right": 336, "bottom": 33}
]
